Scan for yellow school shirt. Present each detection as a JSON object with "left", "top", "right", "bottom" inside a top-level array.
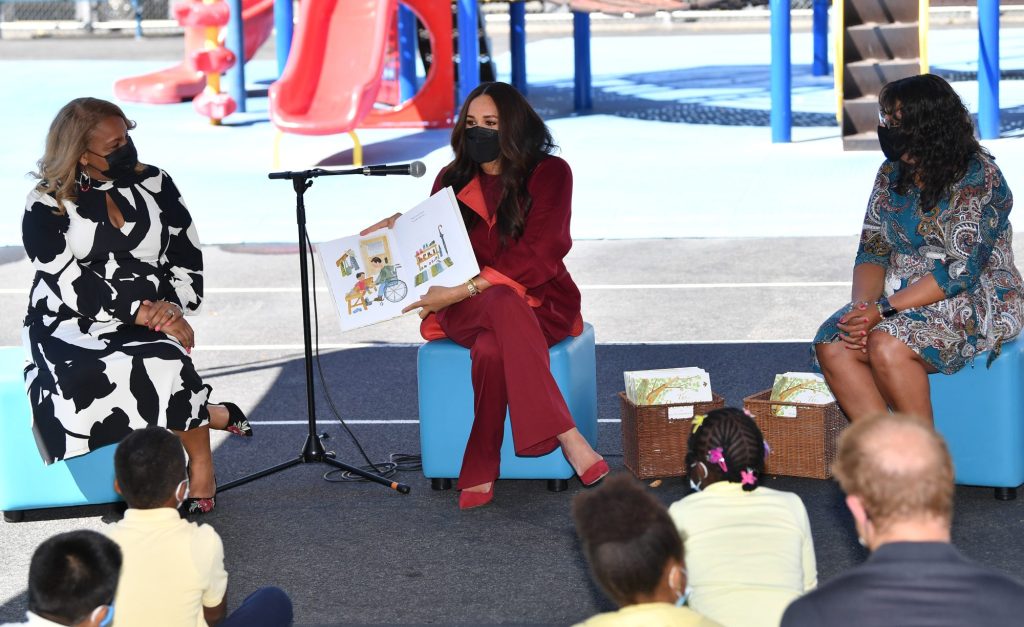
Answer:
[
  {"left": 668, "top": 482, "right": 817, "bottom": 627},
  {"left": 575, "top": 602, "right": 722, "bottom": 627},
  {"left": 106, "top": 507, "right": 228, "bottom": 627}
]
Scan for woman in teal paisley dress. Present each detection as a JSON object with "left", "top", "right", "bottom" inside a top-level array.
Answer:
[{"left": 814, "top": 74, "right": 1023, "bottom": 421}]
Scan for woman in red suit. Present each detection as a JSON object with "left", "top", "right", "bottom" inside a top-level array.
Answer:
[{"left": 364, "top": 82, "right": 607, "bottom": 509}]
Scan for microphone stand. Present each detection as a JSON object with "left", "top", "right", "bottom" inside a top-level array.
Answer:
[{"left": 218, "top": 166, "right": 411, "bottom": 495}]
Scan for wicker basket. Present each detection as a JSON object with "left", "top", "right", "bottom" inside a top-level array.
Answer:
[
  {"left": 619, "top": 391, "right": 726, "bottom": 480},
  {"left": 742, "top": 389, "right": 849, "bottom": 479}
]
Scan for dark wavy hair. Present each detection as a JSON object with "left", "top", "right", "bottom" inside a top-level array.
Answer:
[
  {"left": 879, "top": 74, "right": 988, "bottom": 213},
  {"left": 441, "top": 82, "right": 557, "bottom": 244},
  {"left": 572, "top": 473, "right": 683, "bottom": 606},
  {"left": 686, "top": 407, "right": 766, "bottom": 492}
]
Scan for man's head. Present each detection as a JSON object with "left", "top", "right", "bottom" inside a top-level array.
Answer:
[
  {"left": 833, "top": 413, "right": 954, "bottom": 548},
  {"left": 28, "top": 530, "right": 121, "bottom": 626},
  {"left": 114, "top": 427, "right": 187, "bottom": 509}
]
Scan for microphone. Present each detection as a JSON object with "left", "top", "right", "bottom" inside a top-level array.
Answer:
[
  {"left": 360, "top": 161, "right": 426, "bottom": 177},
  {"left": 268, "top": 161, "right": 427, "bottom": 180}
]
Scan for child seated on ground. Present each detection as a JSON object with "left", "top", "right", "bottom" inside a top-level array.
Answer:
[
  {"left": 1, "top": 530, "right": 120, "bottom": 627},
  {"left": 668, "top": 408, "right": 817, "bottom": 627},
  {"left": 572, "top": 473, "right": 722, "bottom": 626},
  {"left": 107, "top": 427, "right": 293, "bottom": 627}
]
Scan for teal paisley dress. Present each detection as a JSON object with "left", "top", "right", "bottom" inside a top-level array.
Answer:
[{"left": 814, "top": 153, "right": 1024, "bottom": 374}]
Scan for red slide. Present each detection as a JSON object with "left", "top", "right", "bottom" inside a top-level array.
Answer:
[
  {"left": 114, "top": 0, "right": 275, "bottom": 105},
  {"left": 269, "top": 0, "right": 397, "bottom": 135}
]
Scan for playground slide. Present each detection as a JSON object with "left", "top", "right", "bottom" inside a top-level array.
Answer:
[
  {"left": 269, "top": 0, "right": 397, "bottom": 135},
  {"left": 113, "top": 0, "right": 275, "bottom": 105}
]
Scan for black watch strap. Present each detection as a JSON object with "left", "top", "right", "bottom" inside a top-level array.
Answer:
[{"left": 877, "top": 295, "right": 898, "bottom": 319}]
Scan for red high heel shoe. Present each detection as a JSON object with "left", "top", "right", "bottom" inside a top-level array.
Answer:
[
  {"left": 459, "top": 484, "right": 494, "bottom": 510},
  {"left": 580, "top": 459, "right": 610, "bottom": 487}
]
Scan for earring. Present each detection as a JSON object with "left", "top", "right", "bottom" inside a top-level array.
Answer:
[{"left": 77, "top": 167, "right": 92, "bottom": 192}]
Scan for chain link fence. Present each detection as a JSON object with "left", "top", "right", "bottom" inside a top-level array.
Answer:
[{"left": 0, "top": 0, "right": 170, "bottom": 32}]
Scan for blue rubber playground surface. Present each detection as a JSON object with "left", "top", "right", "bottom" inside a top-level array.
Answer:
[{"left": 3, "top": 28, "right": 1024, "bottom": 245}]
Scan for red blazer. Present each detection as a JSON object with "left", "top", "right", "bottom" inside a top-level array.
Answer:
[{"left": 420, "top": 155, "right": 583, "bottom": 341}]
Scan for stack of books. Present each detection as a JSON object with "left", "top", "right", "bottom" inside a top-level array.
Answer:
[
  {"left": 623, "top": 367, "right": 713, "bottom": 406},
  {"left": 769, "top": 372, "right": 836, "bottom": 417}
]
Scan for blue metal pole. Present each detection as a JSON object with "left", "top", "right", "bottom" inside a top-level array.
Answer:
[
  {"left": 131, "top": 0, "right": 142, "bottom": 39},
  {"left": 226, "top": 0, "right": 247, "bottom": 112},
  {"left": 274, "top": 0, "right": 294, "bottom": 77},
  {"left": 398, "top": 4, "right": 418, "bottom": 101},
  {"left": 978, "top": 0, "right": 1000, "bottom": 139},
  {"left": 457, "top": 0, "right": 480, "bottom": 106},
  {"left": 770, "top": 0, "right": 791, "bottom": 143},
  {"left": 573, "top": 11, "right": 591, "bottom": 111},
  {"left": 510, "top": 1, "right": 527, "bottom": 95},
  {"left": 812, "top": 0, "right": 828, "bottom": 76}
]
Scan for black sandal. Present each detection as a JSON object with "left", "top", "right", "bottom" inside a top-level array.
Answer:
[
  {"left": 220, "top": 402, "right": 253, "bottom": 437},
  {"left": 180, "top": 496, "right": 216, "bottom": 516}
]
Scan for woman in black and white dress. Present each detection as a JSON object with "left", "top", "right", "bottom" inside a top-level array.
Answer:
[{"left": 22, "top": 97, "right": 250, "bottom": 515}]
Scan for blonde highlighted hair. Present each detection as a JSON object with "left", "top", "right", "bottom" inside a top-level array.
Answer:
[
  {"left": 33, "top": 97, "right": 137, "bottom": 214},
  {"left": 833, "top": 413, "right": 955, "bottom": 532}
]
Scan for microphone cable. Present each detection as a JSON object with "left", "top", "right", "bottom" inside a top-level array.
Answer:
[{"left": 301, "top": 226, "right": 422, "bottom": 483}]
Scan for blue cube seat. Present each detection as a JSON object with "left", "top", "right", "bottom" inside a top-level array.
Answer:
[
  {"left": 417, "top": 323, "right": 598, "bottom": 491},
  {"left": 930, "top": 338, "right": 1024, "bottom": 500},
  {"left": 0, "top": 348, "right": 121, "bottom": 521}
]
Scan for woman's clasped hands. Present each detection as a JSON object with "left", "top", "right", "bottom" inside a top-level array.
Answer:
[
  {"left": 137, "top": 299, "right": 194, "bottom": 353},
  {"left": 837, "top": 301, "right": 882, "bottom": 353}
]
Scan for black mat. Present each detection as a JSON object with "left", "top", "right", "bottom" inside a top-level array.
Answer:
[{"left": 3, "top": 343, "right": 1023, "bottom": 626}]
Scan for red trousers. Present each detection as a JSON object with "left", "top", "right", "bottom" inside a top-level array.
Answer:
[{"left": 436, "top": 286, "right": 577, "bottom": 489}]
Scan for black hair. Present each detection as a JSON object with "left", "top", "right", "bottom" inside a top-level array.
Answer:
[
  {"left": 572, "top": 473, "right": 682, "bottom": 607},
  {"left": 114, "top": 427, "right": 186, "bottom": 509},
  {"left": 686, "top": 407, "right": 766, "bottom": 491},
  {"left": 370, "top": 257, "right": 382, "bottom": 263},
  {"left": 442, "top": 81, "right": 557, "bottom": 245},
  {"left": 28, "top": 530, "right": 121, "bottom": 624},
  {"left": 356, "top": 272, "right": 365, "bottom": 278},
  {"left": 878, "top": 73, "right": 988, "bottom": 213}
]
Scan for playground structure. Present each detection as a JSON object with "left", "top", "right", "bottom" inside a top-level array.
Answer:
[
  {"left": 113, "top": 0, "right": 274, "bottom": 104},
  {"left": 269, "top": 0, "right": 456, "bottom": 166},
  {"left": 111, "top": 0, "right": 1012, "bottom": 149}
]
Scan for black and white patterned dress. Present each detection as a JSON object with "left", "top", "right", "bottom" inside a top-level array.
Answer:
[{"left": 22, "top": 166, "right": 211, "bottom": 464}]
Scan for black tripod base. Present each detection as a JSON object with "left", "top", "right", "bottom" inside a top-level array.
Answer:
[{"left": 218, "top": 434, "right": 411, "bottom": 494}]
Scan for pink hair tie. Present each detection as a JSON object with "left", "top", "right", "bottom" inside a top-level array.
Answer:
[
  {"left": 763, "top": 441, "right": 771, "bottom": 458},
  {"left": 740, "top": 468, "right": 757, "bottom": 487},
  {"left": 707, "top": 447, "right": 728, "bottom": 473},
  {"left": 743, "top": 408, "right": 756, "bottom": 419}
]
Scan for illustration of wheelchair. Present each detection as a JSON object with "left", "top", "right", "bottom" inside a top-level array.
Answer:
[{"left": 376, "top": 264, "right": 408, "bottom": 303}]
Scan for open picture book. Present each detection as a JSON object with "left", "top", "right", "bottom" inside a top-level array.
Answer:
[{"left": 317, "top": 187, "right": 480, "bottom": 332}]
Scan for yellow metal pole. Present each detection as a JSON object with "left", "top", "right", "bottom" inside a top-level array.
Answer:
[
  {"left": 348, "top": 131, "right": 363, "bottom": 167},
  {"left": 919, "top": 0, "right": 930, "bottom": 74},
  {"left": 835, "top": 0, "right": 844, "bottom": 123}
]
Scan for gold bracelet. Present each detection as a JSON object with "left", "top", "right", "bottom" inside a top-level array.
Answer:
[{"left": 466, "top": 278, "right": 479, "bottom": 297}]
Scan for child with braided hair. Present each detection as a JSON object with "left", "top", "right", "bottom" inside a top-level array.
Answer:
[{"left": 668, "top": 408, "right": 817, "bottom": 627}]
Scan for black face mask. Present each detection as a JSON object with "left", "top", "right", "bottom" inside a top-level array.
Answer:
[
  {"left": 464, "top": 126, "right": 501, "bottom": 164},
  {"left": 877, "top": 125, "right": 908, "bottom": 162},
  {"left": 91, "top": 136, "right": 139, "bottom": 179}
]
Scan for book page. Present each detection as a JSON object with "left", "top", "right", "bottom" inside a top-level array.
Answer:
[
  {"left": 317, "top": 230, "right": 412, "bottom": 332},
  {"left": 393, "top": 187, "right": 480, "bottom": 295}
]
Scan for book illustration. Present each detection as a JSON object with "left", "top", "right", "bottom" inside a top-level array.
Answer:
[
  {"left": 335, "top": 248, "right": 360, "bottom": 277},
  {"left": 413, "top": 225, "right": 456, "bottom": 286},
  {"left": 369, "top": 256, "right": 407, "bottom": 303},
  {"left": 317, "top": 187, "right": 480, "bottom": 333},
  {"left": 769, "top": 372, "right": 835, "bottom": 417}
]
